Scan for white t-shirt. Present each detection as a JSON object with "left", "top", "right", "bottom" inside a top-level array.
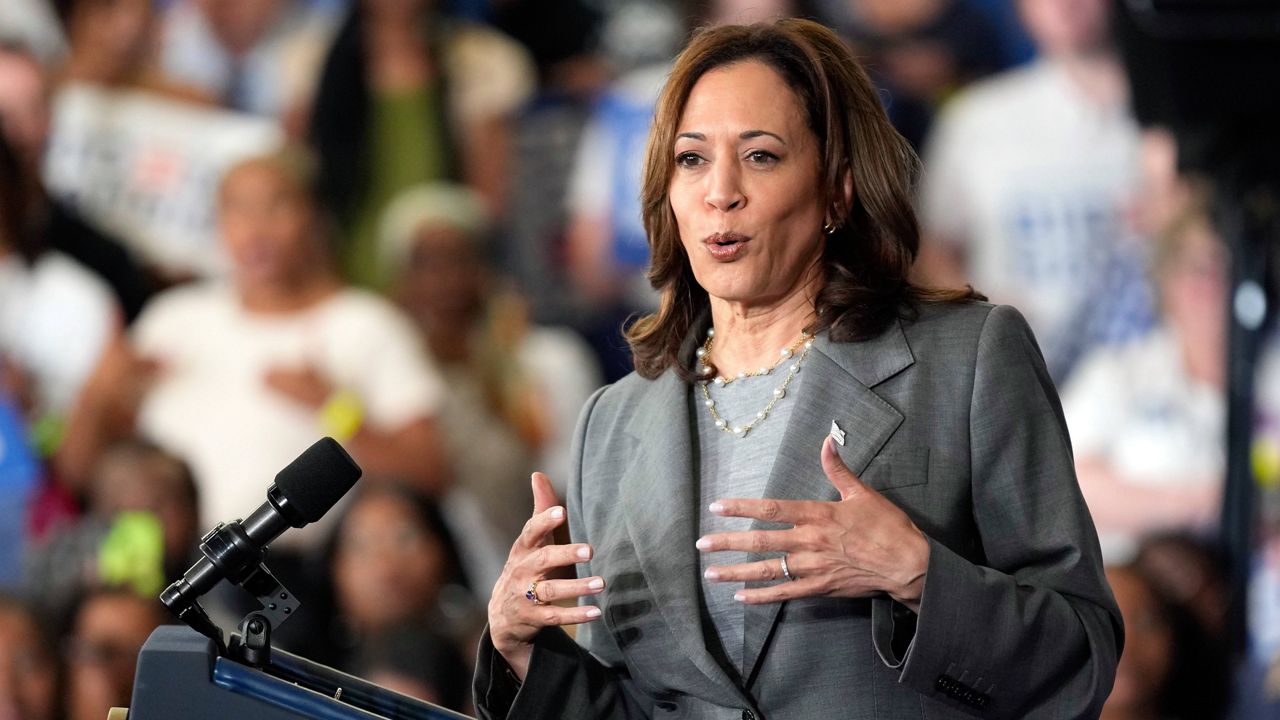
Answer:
[
  {"left": 1060, "top": 326, "right": 1222, "bottom": 559},
  {"left": 920, "top": 59, "right": 1152, "bottom": 381},
  {"left": 132, "top": 284, "right": 444, "bottom": 547},
  {"left": 0, "top": 251, "right": 116, "bottom": 415}
]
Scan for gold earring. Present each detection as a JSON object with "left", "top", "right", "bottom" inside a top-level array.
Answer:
[{"left": 822, "top": 220, "right": 838, "bottom": 235}]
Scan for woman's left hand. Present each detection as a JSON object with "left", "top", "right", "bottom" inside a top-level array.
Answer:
[{"left": 697, "top": 436, "right": 930, "bottom": 612}]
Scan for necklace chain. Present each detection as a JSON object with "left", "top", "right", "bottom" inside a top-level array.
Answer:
[
  {"left": 697, "top": 329, "right": 814, "bottom": 438},
  {"left": 697, "top": 330, "right": 810, "bottom": 386}
]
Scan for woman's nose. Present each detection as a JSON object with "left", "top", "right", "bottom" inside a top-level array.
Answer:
[{"left": 705, "top": 161, "right": 745, "bottom": 213}]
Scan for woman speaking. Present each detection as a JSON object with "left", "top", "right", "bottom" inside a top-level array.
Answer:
[{"left": 476, "top": 18, "right": 1120, "bottom": 719}]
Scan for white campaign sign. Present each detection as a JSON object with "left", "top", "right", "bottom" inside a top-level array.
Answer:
[{"left": 42, "top": 83, "right": 283, "bottom": 278}]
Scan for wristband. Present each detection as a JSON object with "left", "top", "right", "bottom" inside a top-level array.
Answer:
[{"left": 319, "top": 389, "right": 364, "bottom": 443}]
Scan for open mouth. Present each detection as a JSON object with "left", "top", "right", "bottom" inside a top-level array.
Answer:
[
  {"left": 707, "top": 232, "right": 749, "bottom": 247},
  {"left": 704, "top": 232, "right": 750, "bottom": 261}
]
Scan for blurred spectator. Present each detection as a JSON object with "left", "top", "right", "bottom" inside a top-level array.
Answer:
[
  {"left": 56, "top": 0, "right": 207, "bottom": 101},
  {"left": 381, "top": 182, "right": 602, "bottom": 590},
  {"left": 1104, "top": 564, "right": 1229, "bottom": 720},
  {"left": 0, "top": 594, "right": 59, "bottom": 720},
  {"left": 1062, "top": 194, "right": 1225, "bottom": 561},
  {"left": 25, "top": 440, "right": 198, "bottom": 630},
  {"left": 917, "top": 0, "right": 1154, "bottom": 383},
  {"left": 308, "top": 0, "right": 534, "bottom": 288},
  {"left": 0, "top": 42, "right": 153, "bottom": 324},
  {"left": 43, "top": 0, "right": 286, "bottom": 282},
  {"left": 0, "top": 125, "right": 116, "bottom": 428},
  {"left": 492, "top": 0, "right": 607, "bottom": 353},
  {"left": 63, "top": 588, "right": 168, "bottom": 720},
  {"left": 350, "top": 620, "right": 470, "bottom": 712},
  {"left": 819, "top": 0, "right": 1004, "bottom": 148},
  {"left": 58, "top": 147, "right": 450, "bottom": 550},
  {"left": 323, "top": 485, "right": 477, "bottom": 669},
  {"left": 157, "top": 0, "right": 340, "bottom": 120}
]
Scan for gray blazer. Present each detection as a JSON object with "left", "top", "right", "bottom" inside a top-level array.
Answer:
[{"left": 475, "top": 302, "right": 1122, "bottom": 719}]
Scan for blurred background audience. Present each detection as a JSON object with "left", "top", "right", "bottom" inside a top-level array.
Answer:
[
  {"left": 916, "top": 0, "right": 1153, "bottom": 384},
  {"left": 0, "top": 0, "right": 1272, "bottom": 717}
]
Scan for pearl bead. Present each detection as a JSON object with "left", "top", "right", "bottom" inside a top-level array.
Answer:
[
  {"left": 695, "top": 347, "right": 706, "bottom": 358},
  {"left": 699, "top": 364, "right": 712, "bottom": 375},
  {"left": 715, "top": 419, "right": 727, "bottom": 429},
  {"left": 780, "top": 348, "right": 793, "bottom": 359},
  {"left": 758, "top": 367, "right": 770, "bottom": 375},
  {"left": 732, "top": 426, "right": 743, "bottom": 434},
  {"left": 804, "top": 340, "right": 813, "bottom": 349},
  {"left": 714, "top": 377, "right": 725, "bottom": 386},
  {"left": 736, "top": 371, "right": 746, "bottom": 380},
  {"left": 792, "top": 363, "right": 800, "bottom": 372},
  {"left": 707, "top": 328, "right": 715, "bottom": 337},
  {"left": 773, "top": 388, "right": 785, "bottom": 399},
  {"left": 704, "top": 399, "right": 715, "bottom": 408},
  {"left": 756, "top": 411, "right": 766, "bottom": 420}
]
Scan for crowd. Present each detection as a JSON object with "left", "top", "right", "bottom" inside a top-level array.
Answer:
[{"left": 0, "top": 0, "right": 1270, "bottom": 718}]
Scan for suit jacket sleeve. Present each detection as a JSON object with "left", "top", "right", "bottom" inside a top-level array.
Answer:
[
  {"left": 473, "top": 386, "right": 653, "bottom": 720},
  {"left": 872, "top": 304, "right": 1123, "bottom": 718}
]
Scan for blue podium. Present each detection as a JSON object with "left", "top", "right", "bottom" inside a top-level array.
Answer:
[{"left": 125, "top": 626, "right": 474, "bottom": 720}]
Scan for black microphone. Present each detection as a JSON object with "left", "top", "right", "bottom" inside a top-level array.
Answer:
[{"left": 160, "top": 438, "right": 361, "bottom": 642}]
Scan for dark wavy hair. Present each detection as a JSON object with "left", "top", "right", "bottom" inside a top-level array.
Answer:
[{"left": 625, "top": 19, "right": 981, "bottom": 381}]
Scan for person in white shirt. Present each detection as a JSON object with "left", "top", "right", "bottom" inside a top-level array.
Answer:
[
  {"left": 1061, "top": 196, "right": 1225, "bottom": 562},
  {"left": 60, "top": 146, "right": 451, "bottom": 548},
  {"left": 0, "top": 124, "right": 115, "bottom": 423},
  {"left": 916, "top": 0, "right": 1154, "bottom": 383}
]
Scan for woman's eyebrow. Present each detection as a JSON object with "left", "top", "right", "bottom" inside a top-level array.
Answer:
[
  {"left": 740, "top": 129, "right": 786, "bottom": 144},
  {"left": 676, "top": 130, "right": 787, "bottom": 144}
]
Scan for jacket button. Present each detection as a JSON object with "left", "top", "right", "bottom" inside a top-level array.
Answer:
[{"left": 742, "top": 711, "right": 756, "bottom": 720}]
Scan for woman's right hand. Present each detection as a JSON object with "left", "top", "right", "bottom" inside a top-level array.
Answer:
[{"left": 489, "top": 471, "right": 605, "bottom": 681}]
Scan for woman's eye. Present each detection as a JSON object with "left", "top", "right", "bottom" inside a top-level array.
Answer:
[
  {"left": 746, "top": 150, "right": 779, "bottom": 164},
  {"left": 675, "top": 152, "right": 704, "bottom": 168}
]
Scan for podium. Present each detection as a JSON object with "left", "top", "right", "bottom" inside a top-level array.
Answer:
[{"left": 121, "top": 626, "right": 474, "bottom": 719}]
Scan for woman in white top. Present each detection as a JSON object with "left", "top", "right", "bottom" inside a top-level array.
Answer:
[{"left": 60, "top": 146, "right": 451, "bottom": 546}]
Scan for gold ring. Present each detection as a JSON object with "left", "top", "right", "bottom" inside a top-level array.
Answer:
[{"left": 525, "top": 579, "right": 547, "bottom": 605}]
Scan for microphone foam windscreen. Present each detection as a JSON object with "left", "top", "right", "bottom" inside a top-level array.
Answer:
[{"left": 274, "top": 437, "right": 363, "bottom": 523}]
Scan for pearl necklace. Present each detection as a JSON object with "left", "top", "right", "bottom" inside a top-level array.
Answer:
[{"left": 696, "top": 328, "right": 814, "bottom": 437}]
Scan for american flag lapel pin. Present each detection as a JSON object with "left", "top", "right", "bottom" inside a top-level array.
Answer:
[{"left": 829, "top": 420, "right": 846, "bottom": 446}]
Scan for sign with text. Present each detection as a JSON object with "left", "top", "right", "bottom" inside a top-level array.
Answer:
[{"left": 43, "top": 83, "right": 283, "bottom": 278}]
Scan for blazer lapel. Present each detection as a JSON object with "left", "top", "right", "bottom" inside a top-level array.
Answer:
[
  {"left": 619, "top": 371, "right": 748, "bottom": 707},
  {"left": 740, "top": 322, "right": 914, "bottom": 685}
]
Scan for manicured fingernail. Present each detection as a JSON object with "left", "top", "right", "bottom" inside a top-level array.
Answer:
[
  {"left": 695, "top": 537, "right": 712, "bottom": 550},
  {"left": 704, "top": 567, "right": 720, "bottom": 581},
  {"left": 733, "top": 592, "right": 745, "bottom": 602},
  {"left": 708, "top": 501, "right": 725, "bottom": 513},
  {"left": 585, "top": 606, "right": 602, "bottom": 618},
  {"left": 587, "top": 577, "right": 604, "bottom": 590},
  {"left": 550, "top": 506, "right": 565, "bottom": 519},
  {"left": 576, "top": 546, "right": 591, "bottom": 559}
]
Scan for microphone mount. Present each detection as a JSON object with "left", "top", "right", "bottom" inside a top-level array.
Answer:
[{"left": 158, "top": 437, "right": 362, "bottom": 667}]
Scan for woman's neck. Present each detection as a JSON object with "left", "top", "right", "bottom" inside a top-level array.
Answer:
[
  {"left": 238, "top": 272, "right": 341, "bottom": 315},
  {"left": 706, "top": 287, "right": 818, "bottom": 378}
]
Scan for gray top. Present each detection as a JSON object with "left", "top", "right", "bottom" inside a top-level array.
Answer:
[{"left": 694, "top": 365, "right": 805, "bottom": 675}]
